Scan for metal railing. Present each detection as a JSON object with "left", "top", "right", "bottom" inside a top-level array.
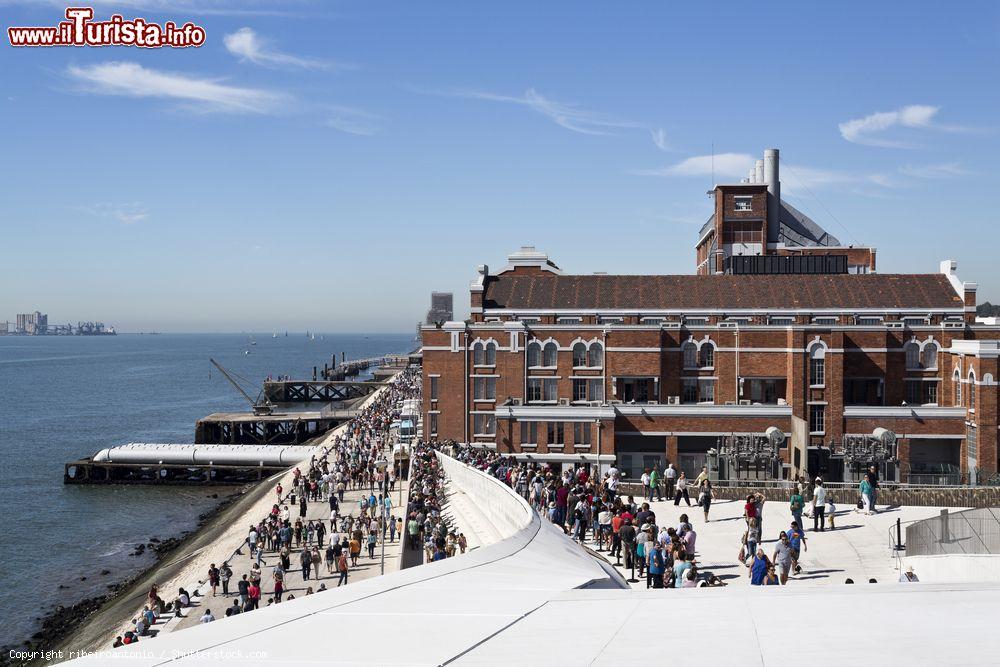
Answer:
[{"left": 905, "top": 507, "right": 1000, "bottom": 556}]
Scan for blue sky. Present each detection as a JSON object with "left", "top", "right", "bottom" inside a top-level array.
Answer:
[{"left": 2, "top": 1, "right": 998, "bottom": 332}]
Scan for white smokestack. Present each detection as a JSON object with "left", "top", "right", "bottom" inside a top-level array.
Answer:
[{"left": 764, "top": 148, "right": 780, "bottom": 244}]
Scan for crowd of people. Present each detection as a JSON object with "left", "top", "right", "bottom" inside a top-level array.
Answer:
[
  {"left": 402, "top": 443, "right": 468, "bottom": 562},
  {"left": 114, "top": 367, "right": 421, "bottom": 647}
]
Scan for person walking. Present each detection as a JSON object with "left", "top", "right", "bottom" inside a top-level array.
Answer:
[
  {"left": 300, "top": 546, "right": 312, "bottom": 581},
  {"left": 787, "top": 521, "right": 808, "bottom": 575},
  {"left": 673, "top": 472, "right": 691, "bottom": 506},
  {"left": 336, "top": 552, "right": 349, "bottom": 587},
  {"left": 772, "top": 532, "right": 793, "bottom": 585},
  {"left": 860, "top": 475, "right": 875, "bottom": 515},
  {"left": 748, "top": 548, "right": 770, "bottom": 585},
  {"left": 697, "top": 478, "right": 715, "bottom": 522},
  {"left": 207, "top": 564, "right": 220, "bottom": 597},
  {"left": 665, "top": 463, "right": 677, "bottom": 500},
  {"left": 812, "top": 478, "right": 827, "bottom": 531},
  {"left": 649, "top": 466, "right": 662, "bottom": 502},
  {"left": 220, "top": 563, "right": 232, "bottom": 597},
  {"left": 789, "top": 487, "right": 805, "bottom": 531}
]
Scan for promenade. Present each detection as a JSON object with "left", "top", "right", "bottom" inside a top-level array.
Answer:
[{"left": 86, "top": 369, "right": 418, "bottom": 653}]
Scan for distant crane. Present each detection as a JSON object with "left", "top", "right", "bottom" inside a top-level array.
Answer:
[{"left": 209, "top": 358, "right": 274, "bottom": 415}]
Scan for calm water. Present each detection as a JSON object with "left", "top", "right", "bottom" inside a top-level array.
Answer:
[{"left": 0, "top": 333, "right": 412, "bottom": 647}]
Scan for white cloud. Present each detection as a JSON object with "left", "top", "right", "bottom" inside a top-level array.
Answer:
[
  {"left": 65, "top": 61, "right": 288, "bottom": 114},
  {"left": 224, "top": 27, "right": 345, "bottom": 70},
  {"left": 632, "top": 152, "right": 754, "bottom": 179},
  {"left": 423, "top": 87, "right": 640, "bottom": 136},
  {"left": 81, "top": 202, "right": 149, "bottom": 225},
  {"left": 898, "top": 162, "right": 971, "bottom": 179},
  {"left": 651, "top": 128, "right": 670, "bottom": 151},
  {"left": 838, "top": 104, "right": 940, "bottom": 147},
  {"left": 324, "top": 106, "right": 381, "bottom": 136}
]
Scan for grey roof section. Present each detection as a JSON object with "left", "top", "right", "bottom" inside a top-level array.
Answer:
[
  {"left": 778, "top": 200, "right": 841, "bottom": 247},
  {"left": 698, "top": 200, "right": 842, "bottom": 248}
]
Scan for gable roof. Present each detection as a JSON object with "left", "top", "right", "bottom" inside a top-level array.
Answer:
[{"left": 482, "top": 273, "right": 962, "bottom": 311}]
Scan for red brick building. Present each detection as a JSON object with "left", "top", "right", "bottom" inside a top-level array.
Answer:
[{"left": 421, "top": 155, "right": 998, "bottom": 485}]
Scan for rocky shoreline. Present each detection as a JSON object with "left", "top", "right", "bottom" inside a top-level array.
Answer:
[{"left": 1, "top": 490, "right": 244, "bottom": 667}]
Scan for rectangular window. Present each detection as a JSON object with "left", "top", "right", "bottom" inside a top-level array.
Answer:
[
  {"left": 641, "top": 317, "right": 666, "bottom": 325},
  {"left": 519, "top": 317, "right": 540, "bottom": 325},
  {"left": 810, "top": 358, "right": 825, "bottom": 386},
  {"left": 598, "top": 316, "right": 624, "bottom": 324},
  {"left": 682, "top": 379, "right": 698, "bottom": 404},
  {"left": 734, "top": 195, "right": 753, "bottom": 212},
  {"left": 812, "top": 317, "right": 838, "bottom": 325},
  {"left": 473, "top": 376, "right": 496, "bottom": 400},
  {"left": 547, "top": 422, "right": 564, "bottom": 446},
  {"left": 572, "top": 379, "right": 587, "bottom": 402},
  {"left": 588, "top": 378, "right": 604, "bottom": 402},
  {"left": 925, "top": 383, "right": 938, "bottom": 405},
  {"left": 573, "top": 422, "right": 592, "bottom": 446},
  {"left": 905, "top": 380, "right": 921, "bottom": 405},
  {"left": 769, "top": 316, "right": 795, "bottom": 325},
  {"left": 430, "top": 376, "right": 439, "bottom": 400},
  {"left": 473, "top": 413, "right": 496, "bottom": 435},
  {"left": 684, "top": 317, "right": 709, "bottom": 326},
  {"left": 520, "top": 421, "right": 538, "bottom": 444},
  {"left": 557, "top": 317, "right": 582, "bottom": 325},
  {"left": 698, "top": 379, "right": 715, "bottom": 404},
  {"left": 856, "top": 316, "right": 882, "bottom": 326},
  {"left": 527, "top": 378, "right": 558, "bottom": 403},
  {"left": 428, "top": 412, "right": 438, "bottom": 435},
  {"left": 809, "top": 405, "right": 825, "bottom": 433}
]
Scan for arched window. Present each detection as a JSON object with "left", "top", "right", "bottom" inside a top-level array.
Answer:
[
  {"left": 588, "top": 342, "right": 604, "bottom": 368},
  {"left": 698, "top": 342, "right": 715, "bottom": 368},
  {"left": 572, "top": 342, "right": 587, "bottom": 367},
  {"left": 809, "top": 343, "right": 826, "bottom": 386},
  {"left": 921, "top": 342, "right": 938, "bottom": 370},
  {"left": 954, "top": 368, "right": 962, "bottom": 406},
  {"left": 904, "top": 341, "right": 920, "bottom": 369},
  {"left": 543, "top": 341, "right": 558, "bottom": 367},
  {"left": 472, "top": 340, "right": 485, "bottom": 366},
  {"left": 969, "top": 371, "right": 977, "bottom": 410},
  {"left": 527, "top": 341, "right": 541, "bottom": 367},
  {"left": 682, "top": 341, "right": 697, "bottom": 369}
]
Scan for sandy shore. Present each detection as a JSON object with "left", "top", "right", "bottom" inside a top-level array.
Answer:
[{"left": 49, "top": 381, "right": 392, "bottom": 661}]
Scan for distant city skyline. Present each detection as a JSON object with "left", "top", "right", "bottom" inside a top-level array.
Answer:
[{"left": 1, "top": 1, "right": 997, "bottom": 332}]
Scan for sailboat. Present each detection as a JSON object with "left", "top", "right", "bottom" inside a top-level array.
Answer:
[{"left": 272, "top": 332, "right": 278, "bottom": 338}]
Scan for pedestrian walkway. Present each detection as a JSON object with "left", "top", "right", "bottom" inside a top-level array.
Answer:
[{"left": 590, "top": 495, "right": 960, "bottom": 587}]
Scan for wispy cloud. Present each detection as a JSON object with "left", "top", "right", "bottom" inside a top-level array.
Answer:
[
  {"left": 898, "top": 162, "right": 971, "bottom": 179},
  {"left": 631, "top": 152, "right": 754, "bottom": 179},
  {"left": 65, "top": 61, "right": 289, "bottom": 114},
  {"left": 838, "top": 104, "right": 941, "bottom": 147},
  {"left": 651, "top": 128, "right": 671, "bottom": 151},
  {"left": 80, "top": 202, "right": 149, "bottom": 225},
  {"left": 416, "top": 86, "right": 640, "bottom": 136},
  {"left": 224, "top": 27, "right": 348, "bottom": 70},
  {"left": 324, "top": 106, "right": 382, "bottom": 136}
]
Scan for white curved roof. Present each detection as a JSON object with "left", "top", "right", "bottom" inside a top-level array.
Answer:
[{"left": 66, "top": 455, "right": 1000, "bottom": 665}]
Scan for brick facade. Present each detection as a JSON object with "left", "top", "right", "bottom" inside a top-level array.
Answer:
[{"left": 422, "top": 248, "right": 999, "bottom": 485}]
